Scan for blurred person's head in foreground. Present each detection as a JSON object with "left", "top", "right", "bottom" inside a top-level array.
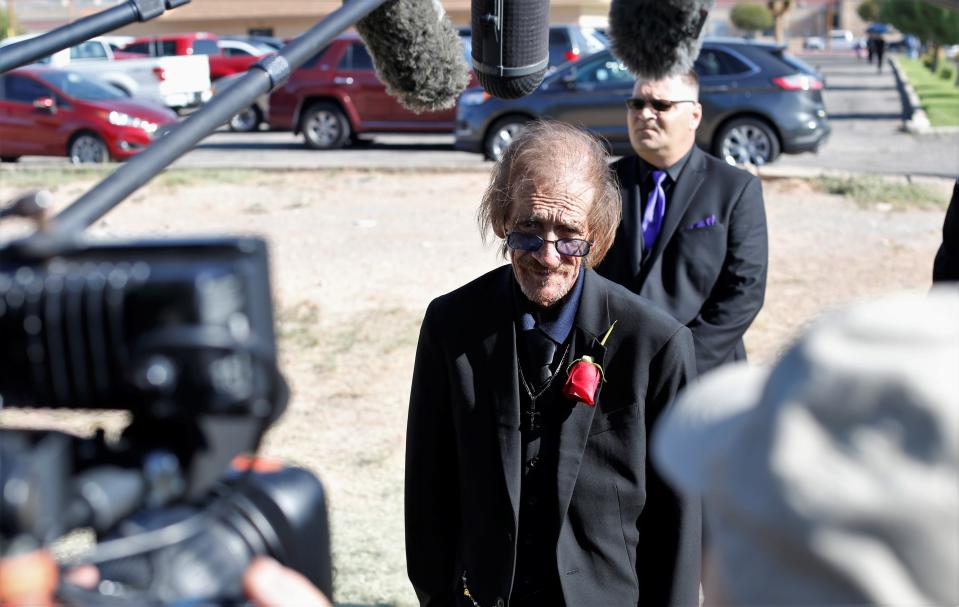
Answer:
[{"left": 653, "top": 287, "right": 959, "bottom": 605}]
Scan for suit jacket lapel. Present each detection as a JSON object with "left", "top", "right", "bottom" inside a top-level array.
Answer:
[
  {"left": 613, "top": 157, "right": 644, "bottom": 284},
  {"left": 485, "top": 269, "right": 522, "bottom": 519},
  {"left": 556, "top": 269, "right": 609, "bottom": 525},
  {"left": 641, "top": 147, "right": 707, "bottom": 283}
]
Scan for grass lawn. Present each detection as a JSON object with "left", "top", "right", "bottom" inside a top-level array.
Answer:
[{"left": 898, "top": 56, "right": 959, "bottom": 126}]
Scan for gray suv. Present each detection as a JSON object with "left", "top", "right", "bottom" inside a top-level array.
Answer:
[{"left": 455, "top": 38, "right": 830, "bottom": 165}]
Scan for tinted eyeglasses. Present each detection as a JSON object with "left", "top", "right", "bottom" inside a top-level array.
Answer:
[
  {"left": 625, "top": 97, "right": 696, "bottom": 112},
  {"left": 506, "top": 231, "right": 592, "bottom": 257}
]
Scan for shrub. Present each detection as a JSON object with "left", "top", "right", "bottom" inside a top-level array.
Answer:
[
  {"left": 730, "top": 3, "right": 773, "bottom": 34},
  {"left": 939, "top": 66, "right": 954, "bottom": 80}
]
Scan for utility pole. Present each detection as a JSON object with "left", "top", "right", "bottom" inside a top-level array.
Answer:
[{"left": 825, "top": 0, "right": 834, "bottom": 45}]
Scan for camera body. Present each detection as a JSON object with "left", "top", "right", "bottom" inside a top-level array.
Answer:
[{"left": 0, "top": 237, "right": 278, "bottom": 415}]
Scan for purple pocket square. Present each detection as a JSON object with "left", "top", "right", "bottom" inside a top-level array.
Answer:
[{"left": 686, "top": 215, "right": 717, "bottom": 230}]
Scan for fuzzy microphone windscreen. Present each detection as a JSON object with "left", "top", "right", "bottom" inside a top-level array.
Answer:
[
  {"left": 609, "top": 0, "right": 715, "bottom": 80},
  {"left": 355, "top": 0, "right": 471, "bottom": 112}
]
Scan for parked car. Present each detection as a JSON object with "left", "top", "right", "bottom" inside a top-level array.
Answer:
[
  {"left": 455, "top": 39, "right": 831, "bottom": 165},
  {"left": 220, "top": 34, "right": 284, "bottom": 51},
  {"left": 547, "top": 24, "right": 607, "bottom": 68},
  {"left": 213, "top": 37, "right": 285, "bottom": 131},
  {"left": 267, "top": 33, "right": 478, "bottom": 149},
  {"left": 122, "top": 32, "right": 268, "bottom": 81},
  {"left": 218, "top": 38, "right": 277, "bottom": 59},
  {"left": 458, "top": 24, "right": 607, "bottom": 71},
  {"left": 828, "top": 29, "right": 858, "bottom": 50},
  {"left": 0, "top": 34, "right": 212, "bottom": 111},
  {"left": 0, "top": 67, "right": 177, "bottom": 163},
  {"left": 214, "top": 70, "right": 269, "bottom": 132},
  {"left": 803, "top": 36, "right": 825, "bottom": 50}
]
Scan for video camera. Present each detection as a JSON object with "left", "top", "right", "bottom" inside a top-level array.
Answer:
[{"left": 0, "top": 0, "right": 395, "bottom": 602}]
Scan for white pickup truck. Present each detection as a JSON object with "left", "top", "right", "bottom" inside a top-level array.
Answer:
[{"left": 0, "top": 35, "right": 213, "bottom": 111}]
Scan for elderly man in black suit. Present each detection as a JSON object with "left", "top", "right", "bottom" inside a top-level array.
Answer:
[
  {"left": 596, "top": 70, "right": 768, "bottom": 374},
  {"left": 405, "top": 122, "right": 701, "bottom": 607}
]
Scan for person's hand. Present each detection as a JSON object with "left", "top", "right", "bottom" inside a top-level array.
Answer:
[
  {"left": 0, "top": 550, "right": 59, "bottom": 607},
  {"left": 242, "top": 557, "right": 332, "bottom": 607}
]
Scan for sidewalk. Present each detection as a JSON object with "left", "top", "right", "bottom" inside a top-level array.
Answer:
[{"left": 775, "top": 53, "right": 959, "bottom": 179}]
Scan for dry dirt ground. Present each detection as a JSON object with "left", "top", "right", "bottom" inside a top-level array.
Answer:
[{"left": 0, "top": 167, "right": 950, "bottom": 606}]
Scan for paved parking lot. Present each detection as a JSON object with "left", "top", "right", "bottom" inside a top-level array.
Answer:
[
  {"left": 10, "top": 54, "right": 958, "bottom": 177},
  {"left": 176, "top": 53, "right": 959, "bottom": 178}
]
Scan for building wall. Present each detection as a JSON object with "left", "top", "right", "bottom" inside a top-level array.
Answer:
[
  {"left": 13, "top": 0, "right": 611, "bottom": 38},
  {"left": 10, "top": 0, "right": 873, "bottom": 45}
]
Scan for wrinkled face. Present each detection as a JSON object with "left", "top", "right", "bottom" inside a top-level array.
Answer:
[
  {"left": 505, "top": 180, "right": 593, "bottom": 309},
  {"left": 627, "top": 75, "right": 702, "bottom": 165}
]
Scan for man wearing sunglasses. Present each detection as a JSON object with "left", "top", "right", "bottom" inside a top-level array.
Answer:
[
  {"left": 406, "top": 122, "right": 702, "bottom": 607},
  {"left": 596, "top": 70, "right": 768, "bottom": 375}
]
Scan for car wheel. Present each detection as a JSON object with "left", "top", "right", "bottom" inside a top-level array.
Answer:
[
  {"left": 484, "top": 116, "right": 528, "bottom": 162},
  {"left": 1, "top": 156, "right": 20, "bottom": 163},
  {"left": 229, "top": 105, "right": 262, "bottom": 132},
  {"left": 714, "top": 117, "right": 780, "bottom": 166},
  {"left": 69, "top": 133, "right": 109, "bottom": 164},
  {"left": 300, "top": 102, "right": 350, "bottom": 150}
]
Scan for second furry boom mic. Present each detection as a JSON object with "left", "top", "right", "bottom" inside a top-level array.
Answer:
[
  {"left": 471, "top": 0, "right": 550, "bottom": 99},
  {"left": 609, "top": 0, "right": 715, "bottom": 80},
  {"left": 355, "top": 0, "right": 471, "bottom": 112}
]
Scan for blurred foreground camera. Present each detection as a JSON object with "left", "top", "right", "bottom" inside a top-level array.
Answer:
[
  {"left": 0, "top": 0, "right": 385, "bottom": 600},
  {"left": 0, "top": 237, "right": 332, "bottom": 604}
]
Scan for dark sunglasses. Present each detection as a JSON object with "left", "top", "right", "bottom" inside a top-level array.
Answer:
[
  {"left": 506, "top": 231, "right": 592, "bottom": 258},
  {"left": 625, "top": 97, "right": 696, "bottom": 112}
]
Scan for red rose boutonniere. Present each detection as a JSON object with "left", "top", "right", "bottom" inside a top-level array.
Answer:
[{"left": 563, "top": 321, "right": 616, "bottom": 406}]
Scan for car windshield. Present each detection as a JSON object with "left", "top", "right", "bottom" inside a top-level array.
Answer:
[{"left": 36, "top": 70, "right": 126, "bottom": 101}]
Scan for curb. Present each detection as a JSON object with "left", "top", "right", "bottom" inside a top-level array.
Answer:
[
  {"left": 727, "top": 161, "right": 956, "bottom": 184},
  {"left": 889, "top": 56, "right": 931, "bottom": 134}
]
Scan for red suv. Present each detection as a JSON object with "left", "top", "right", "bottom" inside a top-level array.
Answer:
[
  {"left": 122, "top": 33, "right": 267, "bottom": 81},
  {"left": 0, "top": 67, "right": 177, "bottom": 164},
  {"left": 267, "top": 34, "right": 476, "bottom": 150}
]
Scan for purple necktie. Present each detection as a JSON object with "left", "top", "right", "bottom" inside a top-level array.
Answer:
[{"left": 642, "top": 170, "right": 668, "bottom": 251}]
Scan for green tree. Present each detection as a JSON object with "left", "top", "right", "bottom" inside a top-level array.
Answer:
[
  {"left": 858, "top": 0, "right": 882, "bottom": 22},
  {"left": 731, "top": 3, "right": 773, "bottom": 36},
  {"left": 881, "top": 0, "right": 959, "bottom": 72}
]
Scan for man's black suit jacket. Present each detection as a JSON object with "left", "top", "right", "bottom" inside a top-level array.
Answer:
[
  {"left": 933, "top": 178, "right": 959, "bottom": 283},
  {"left": 406, "top": 266, "right": 701, "bottom": 607},
  {"left": 596, "top": 147, "right": 768, "bottom": 373}
]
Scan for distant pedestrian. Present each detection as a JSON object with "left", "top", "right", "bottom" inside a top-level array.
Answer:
[
  {"left": 874, "top": 36, "right": 887, "bottom": 72},
  {"left": 906, "top": 34, "right": 919, "bottom": 59},
  {"left": 867, "top": 37, "right": 876, "bottom": 64}
]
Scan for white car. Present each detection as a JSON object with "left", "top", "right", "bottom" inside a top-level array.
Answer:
[
  {"left": 218, "top": 38, "right": 276, "bottom": 58},
  {"left": 829, "top": 29, "right": 857, "bottom": 50},
  {"left": 0, "top": 34, "right": 213, "bottom": 111}
]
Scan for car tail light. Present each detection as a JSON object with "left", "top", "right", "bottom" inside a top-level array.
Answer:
[
  {"left": 565, "top": 49, "right": 581, "bottom": 62},
  {"left": 152, "top": 66, "right": 167, "bottom": 81},
  {"left": 772, "top": 74, "right": 823, "bottom": 91}
]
